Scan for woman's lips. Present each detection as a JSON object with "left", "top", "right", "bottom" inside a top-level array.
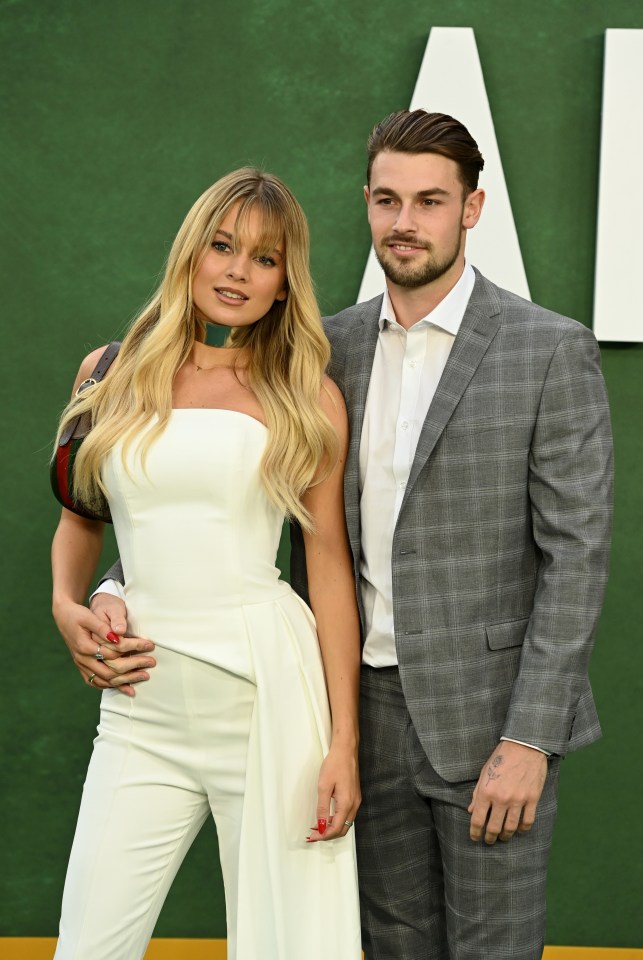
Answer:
[{"left": 214, "top": 287, "right": 249, "bottom": 305}]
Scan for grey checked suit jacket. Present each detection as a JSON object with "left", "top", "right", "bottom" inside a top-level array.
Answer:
[{"left": 290, "top": 269, "right": 613, "bottom": 783}]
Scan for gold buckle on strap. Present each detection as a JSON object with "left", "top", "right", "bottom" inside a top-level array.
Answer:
[{"left": 75, "top": 377, "right": 97, "bottom": 396}]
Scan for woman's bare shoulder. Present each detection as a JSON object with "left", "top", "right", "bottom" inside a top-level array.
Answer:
[
  {"left": 320, "top": 375, "right": 347, "bottom": 418},
  {"left": 71, "top": 345, "right": 111, "bottom": 395},
  {"left": 320, "top": 375, "right": 348, "bottom": 442}
]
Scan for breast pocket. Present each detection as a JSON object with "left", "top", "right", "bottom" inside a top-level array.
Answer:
[{"left": 445, "top": 418, "right": 499, "bottom": 439}]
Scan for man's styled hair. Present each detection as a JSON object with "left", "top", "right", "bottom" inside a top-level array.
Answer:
[{"left": 367, "top": 110, "right": 485, "bottom": 194}]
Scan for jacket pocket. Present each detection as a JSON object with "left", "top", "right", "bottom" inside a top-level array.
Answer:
[
  {"left": 445, "top": 418, "right": 498, "bottom": 438},
  {"left": 485, "top": 617, "right": 529, "bottom": 650}
]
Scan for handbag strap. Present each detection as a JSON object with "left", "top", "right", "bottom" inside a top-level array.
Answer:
[
  {"left": 77, "top": 340, "right": 121, "bottom": 392},
  {"left": 59, "top": 341, "right": 121, "bottom": 446}
]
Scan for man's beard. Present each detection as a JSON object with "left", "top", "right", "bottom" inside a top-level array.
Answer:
[{"left": 374, "top": 233, "right": 462, "bottom": 288}]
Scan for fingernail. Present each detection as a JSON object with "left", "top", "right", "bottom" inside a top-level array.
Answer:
[
  {"left": 305, "top": 837, "right": 317, "bottom": 843},
  {"left": 106, "top": 631, "right": 120, "bottom": 644},
  {"left": 144, "top": 642, "right": 154, "bottom": 651},
  {"left": 317, "top": 818, "right": 327, "bottom": 835}
]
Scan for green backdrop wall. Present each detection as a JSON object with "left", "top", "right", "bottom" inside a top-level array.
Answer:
[{"left": 1, "top": 0, "right": 641, "bottom": 948}]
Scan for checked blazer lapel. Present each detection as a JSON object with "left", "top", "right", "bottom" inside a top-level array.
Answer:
[
  {"left": 401, "top": 271, "right": 503, "bottom": 511},
  {"left": 339, "top": 297, "right": 382, "bottom": 560}
]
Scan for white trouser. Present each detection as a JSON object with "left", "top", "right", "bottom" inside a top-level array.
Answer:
[{"left": 55, "top": 645, "right": 256, "bottom": 960}]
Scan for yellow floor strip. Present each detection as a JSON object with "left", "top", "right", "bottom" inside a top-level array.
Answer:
[
  {"left": 2, "top": 939, "right": 641, "bottom": 959},
  {"left": 146, "top": 941, "right": 227, "bottom": 959},
  {"left": 544, "top": 952, "right": 642, "bottom": 960},
  {"left": 0, "top": 941, "right": 227, "bottom": 959},
  {"left": 0, "top": 942, "right": 226, "bottom": 959}
]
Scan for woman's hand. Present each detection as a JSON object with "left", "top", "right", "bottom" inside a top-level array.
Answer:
[
  {"left": 307, "top": 740, "right": 361, "bottom": 842},
  {"left": 53, "top": 596, "right": 156, "bottom": 697}
]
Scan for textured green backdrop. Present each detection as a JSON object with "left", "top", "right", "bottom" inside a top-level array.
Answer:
[{"left": 1, "top": 0, "right": 641, "bottom": 947}]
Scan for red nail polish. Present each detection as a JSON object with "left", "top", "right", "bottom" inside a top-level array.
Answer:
[
  {"left": 106, "top": 632, "right": 120, "bottom": 644},
  {"left": 317, "top": 818, "right": 327, "bottom": 835}
]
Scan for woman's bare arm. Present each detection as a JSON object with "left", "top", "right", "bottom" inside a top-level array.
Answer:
[
  {"left": 51, "top": 351, "right": 156, "bottom": 694},
  {"left": 301, "top": 377, "right": 361, "bottom": 841}
]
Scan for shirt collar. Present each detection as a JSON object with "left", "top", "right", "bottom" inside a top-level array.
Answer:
[{"left": 378, "top": 261, "right": 476, "bottom": 335}]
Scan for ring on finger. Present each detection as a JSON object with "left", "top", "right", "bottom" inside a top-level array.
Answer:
[
  {"left": 88, "top": 673, "right": 97, "bottom": 685},
  {"left": 344, "top": 820, "right": 354, "bottom": 828},
  {"left": 95, "top": 644, "right": 105, "bottom": 661}
]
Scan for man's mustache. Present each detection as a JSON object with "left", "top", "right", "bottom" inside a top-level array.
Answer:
[{"left": 381, "top": 235, "right": 430, "bottom": 249}]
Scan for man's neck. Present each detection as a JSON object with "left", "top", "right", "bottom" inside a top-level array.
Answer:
[{"left": 386, "top": 260, "right": 466, "bottom": 330}]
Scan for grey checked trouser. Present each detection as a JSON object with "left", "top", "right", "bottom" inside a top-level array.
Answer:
[{"left": 356, "top": 666, "right": 560, "bottom": 960}]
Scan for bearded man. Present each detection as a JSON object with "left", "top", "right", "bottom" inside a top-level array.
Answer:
[{"left": 289, "top": 110, "right": 613, "bottom": 959}]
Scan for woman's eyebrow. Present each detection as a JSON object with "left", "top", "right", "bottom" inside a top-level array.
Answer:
[{"left": 216, "top": 227, "right": 284, "bottom": 257}]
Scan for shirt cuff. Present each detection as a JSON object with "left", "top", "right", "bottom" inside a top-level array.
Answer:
[
  {"left": 500, "top": 736, "right": 552, "bottom": 758},
  {"left": 89, "top": 579, "right": 125, "bottom": 603}
]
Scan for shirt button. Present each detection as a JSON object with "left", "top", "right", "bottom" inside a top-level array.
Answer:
[
  {"left": 401, "top": 420, "right": 409, "bottom": 431},
  {"left": 399, "top": 480, "right": 406, "bottom": 489},
  {"left": 408, "top": 360, "right": 417, "bottom": 368}
]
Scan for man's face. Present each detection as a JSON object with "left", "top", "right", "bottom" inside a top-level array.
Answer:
[{"left": 365, "top": 150, "right": 484, "bottom": 289}]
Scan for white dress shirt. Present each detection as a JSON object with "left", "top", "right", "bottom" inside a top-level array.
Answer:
[{"left": 359, "top": 263, "right": 475, "bottom": 667}]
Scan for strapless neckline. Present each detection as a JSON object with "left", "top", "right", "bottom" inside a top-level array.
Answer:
[{"left": 170, "top": 407, "right": 267, "bottom": 430}]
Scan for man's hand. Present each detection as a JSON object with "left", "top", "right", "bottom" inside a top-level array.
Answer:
[
  {"left": 53, "top": 593, "right": 155, "bottom": 697},
  {"left": 468, "top": 741, "right": 548, "bottom": 844},
  {"left": 89, "top": 590, "right": 129, "bottom": 639}
]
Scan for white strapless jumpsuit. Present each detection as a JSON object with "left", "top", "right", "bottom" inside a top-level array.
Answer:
[{"left": 55, "top": 409, "right": 361, "bottom": 960}]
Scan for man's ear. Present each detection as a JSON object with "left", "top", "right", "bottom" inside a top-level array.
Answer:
[
  {"left": 463, "top": 189, "right": 485, "bottom": 230},
  {"left": 364, "top": 185, "right": 371, "bottom": 223}
]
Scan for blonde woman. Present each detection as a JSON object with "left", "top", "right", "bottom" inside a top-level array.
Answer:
[{"left": 51, "top": 168, "right": 362, "bottom": 959}]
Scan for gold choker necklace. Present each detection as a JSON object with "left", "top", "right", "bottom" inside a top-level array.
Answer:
[
  {"left": 188, "top": 348, "right": 240, "bottom": 373},
  {"left": 189, "top": 359, "right": 218, "bottom": 372}
]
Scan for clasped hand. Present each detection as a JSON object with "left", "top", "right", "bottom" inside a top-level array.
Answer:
[{"left": 53, "top": 593, "right": 155, "bottom": 697}]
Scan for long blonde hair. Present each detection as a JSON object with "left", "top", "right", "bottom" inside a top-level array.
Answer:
[{"left": 55, "top": 168, "right": 338, "bottom": 530}]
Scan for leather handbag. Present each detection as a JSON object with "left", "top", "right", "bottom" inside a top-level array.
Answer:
[{"left": 51, "top": 342, "right": 121, "bottom": 522}]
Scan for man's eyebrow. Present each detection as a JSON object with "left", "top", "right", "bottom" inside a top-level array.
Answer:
[
  {"left": 370, "top": 186, "right": 452, "bottom": 199},
  {"left": 416, "top": 188, "right": 450, "bottom": 198},
  {"left": 371, "top": 187, "right": 398, "bottom": 198}
]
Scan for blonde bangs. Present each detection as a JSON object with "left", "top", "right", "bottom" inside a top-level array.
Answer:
[{"left": 232, "top": 194, "right": 286, "bottom": 262}]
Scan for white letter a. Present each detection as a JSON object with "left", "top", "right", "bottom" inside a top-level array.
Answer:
[{"left": 358, "top": 27, "right": 529, "bottom": 303}]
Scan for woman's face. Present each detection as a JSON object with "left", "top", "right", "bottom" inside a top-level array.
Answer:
[{"left": 192, "top": 203, "right": 287, "bottom": 328}]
